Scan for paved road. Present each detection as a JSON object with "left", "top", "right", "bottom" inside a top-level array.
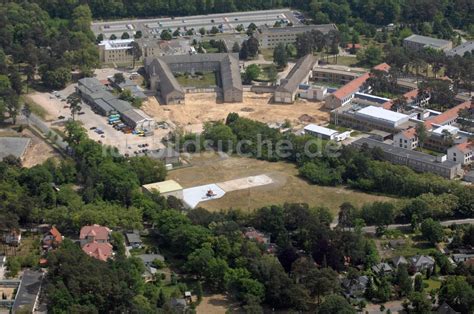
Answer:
[{"left": 360, "top": 218, "right": 474, "bottom": 234}]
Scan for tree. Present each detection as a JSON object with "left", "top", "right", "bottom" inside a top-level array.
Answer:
[
  {"left": 357, "top": 46, "right": 383, "bottom": 67},
  {"left": 420, "top": 218, "right": 443, "bottom": 245},
  {"left": 414, "top": 274, "right": 424, "bottom": 292},
  {"left": 338, "top": 202, "right": 357, "bottom": 229},
  {"left": 173, "top": 29, "right": 180, "bottom": 37},
  {"left": 128, "top": 156, "right": 167, "bottom": 185},
  {"left": 210, "top": 26, "right": 219, "bottom": 34},
  {"left": 121, "top": 32, "right": 130, "bottom": 39},
  {"left": 409, "top": 292, "right": 432, "bottom": 314},
  {"left": 67, "top": 93, "right": 82, "bottom": 121},
  {"left": 273, "top": 43, "right": 288, "bottom": 68},
  {"left": 392, "top": 96, "right": 408, "bottom": 112},
  {"left": 160, "top": 30, "right": 172, "bottom": 41},
  {"left": 113, "top": 73, "right": 125, "bottom": 85},
  {"left": 42, "top": 68, "right": 71, "bottom": 89},
  {"left": 4, "top": 92, "right": 20, "bottom": 125},
  {"left": 127, "top": 41, "right": 142, "bottom": 68},
  {"left": 416, "top": 123, "right": 427, "bottom": 149},
  {"left": 395, "top": 264, "right": 412, "bottom": 297},
  {"left": 318, "top": 295, "right": 355, "bottom": 314},
  {"left": 246, "top": 37, "right": 259, "bottom": 58},
  {"left": 438, "top": 276, "right": 474, "bottom": 313},
  {"left": 267, "top": 65, "right": 278, "bottom": 84},
  {"left": 244, "top": 64, "right": 261, "bottom": 84},
  {"left": 239, "top": 41, "right": 249, "bottom": 60},
  {"left": 134, "top": 31, "right": 142, "bottom": 39},
  {"left": 232, "top": 42, "right": 240, "bottom": 53},
  {"left": 199, "top": 27, "right": 206, "bottom": 35},
  {"left": 110, "top": 34, "right": 117, "bottom": 40}
]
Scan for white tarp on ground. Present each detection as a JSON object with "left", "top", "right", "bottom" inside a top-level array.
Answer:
[
  {"left": 217, "top": 175, "right": 273, "bottom": 192},
  {"left": 183, "top": 184, "right": 226, "bottom": 209}
]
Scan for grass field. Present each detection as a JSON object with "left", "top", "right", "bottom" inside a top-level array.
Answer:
[
  {"left": 22, "top": 96, "right": 49, "bottom": 120},
  {"left": 175, "top": 72, "right": 218, "bottom": 88},
  {"left": 168, "top": 153, "right": 394, "bottom": 214}
]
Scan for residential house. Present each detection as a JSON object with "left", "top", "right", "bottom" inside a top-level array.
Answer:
[
  {"left": 409, "top": 255, "right": 435, "bottom": 273},
  {"left": 372, "top": 262, "right": 393, "bottom": 275},
  {"left": 342, "top": 275, "right": 369, "bottom": 299},
  {"left": 170, "top": 298, "right": 188, "bottom": 313},
  {"left": 391, "top": 256, "right": 408, "bottom": 268},
  {"left": 3, "top": 229, "right": 21, "bottom": 246},
  {"left": 393, "top": 127, "right": 418, "bottom": 150},
  {"left": 126, "top": 232, "right": 143, "bottom": 249},
  {"left": 42, "top": 226, "right": 63, "bottom": 251},
  {"left": 436, "top": 301, "right": 459, "bottom": 314},
  {"left": 447, "top": 141, "right": 473, "bottom": 165},
  {"left": 452, "top": 253, "right": 474, "bottom": 264},
  {"left": 389, "top": 239, "right": 406, "bottom": 248},
  {"left": 79, "top": 225, "right": 113, "bottom": 262},
  {"left": 137, "top": 254, "right": 165, "bottom": 281},
  {"left": 243, "top": 227, "right": 271, "bottom": 245}
]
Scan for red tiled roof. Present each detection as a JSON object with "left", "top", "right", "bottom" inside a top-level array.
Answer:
[
  {"left": 424, "top": 101, "right": 471, "bottom": 128},
  {"left": 50, "top": 226, "right": 62, "bottom": 243},
  {"left": 383, "top": 89, "right": 420, "bottom": 110},
  {"left": 332, "top": 63, "right": 391, "bottom": 101},
  {"left": 332, "top": 72, "right": 370, "bottom": 100},
  {"left": 455, "top": 141, "right": 474, "bottom": 154},
  {"left": 79, "top": 225, "right": 110, "bottom": 241},
  {"left": 373, "top": 63, "right": 391, "bottom": 72},
  {"left": 82, "top": 242, "right": 113, "bottom": 261},
  {"left": 402, "top": 127, "right": 417, "bottom": 139},
  {"left": 346, "top": 43, "right": 362, "bottom": 49}
]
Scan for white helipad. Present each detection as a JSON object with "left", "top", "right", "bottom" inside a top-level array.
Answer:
[
  {"left": 183, "top": 184, "right": 226, "bottom": 209},
  {"left": 182, "top": 174, "right": 274, "bottom": 209}
]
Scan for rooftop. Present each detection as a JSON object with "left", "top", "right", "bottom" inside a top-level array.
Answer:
[
  {"left": 404, "top": 34, "right": 451, "bottom": 49},
  {"left": 352, "top": 137, "right": 459, "bottom": 170},
  {"left": 142, "top": 180, "right": 183, "bottom": 194},
  {"left": 79, "top": 224, "right": 110, "bottom": 241},
  {"left": 304, "top": 124, "right": 339, "bottom": 137},
  {"left": 447, "top": 41, "right": 474, "bottom": 56},
  {"left": 82, "top": 242, "right": 113, "bottom": 261},
  {"left": 12, "top": 270, "right": 43, "bottom": 312},
  {"left": 425, "top": 100, "right": 472, "bottom": 128},
  {"left": 99, "top": 39, "right": 134, "bottom": 50},
  {"left": 277, "top": 54, "right": 317, "bottom": 93},
  {"left": 356, "top": 105, "right": 409, "bottom": 123},
  {"left": 0, "top": 137, "right": 31, "bottom": 160}
]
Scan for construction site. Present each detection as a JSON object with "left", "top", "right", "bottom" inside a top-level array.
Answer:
[{"left": 141, "top": 92, "right": 329, "bottom": 133}]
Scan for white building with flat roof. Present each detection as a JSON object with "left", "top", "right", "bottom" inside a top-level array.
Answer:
[
  {"left": 355, "top": 106, "right": 410, "bottom": 128},
  {"left": 304, "top": 124, "right": 339, "bottom": 140}
]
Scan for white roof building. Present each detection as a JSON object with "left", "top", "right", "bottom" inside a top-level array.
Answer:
[
  {"left": 99, "top": 39, "right": 134, "bottom": 50},
  {"left": 355, "top": 106, "right": 410, "bottom": 128},
  {"left": 303, "top": 124, "right": 339, "bottom": 140}
]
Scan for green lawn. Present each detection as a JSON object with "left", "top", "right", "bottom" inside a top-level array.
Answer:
[
  {"left": 175, "top": 72, "right": 218, "bottom": 88},
  {"left": 256, "top": 64, "right": 277, "bottom": 82},
  {"left": 390, "top": 239, "right": 438, "bottom": 257},
  {"left": 424, "top": 278, "right": 441, "bottom": 292},
  {"left": 260, "top": 48, "right": 274, "bottom": 61}
]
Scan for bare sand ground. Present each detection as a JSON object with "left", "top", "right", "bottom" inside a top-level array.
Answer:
[
  {"left": 21, "top": 128, "right": 61, "bottom": 167},
  {"left": 141, "top": 92, "right": 329, "bottom": 131},
  {"left": 196, "top": 294, "right": 242, "bottom": 314}
]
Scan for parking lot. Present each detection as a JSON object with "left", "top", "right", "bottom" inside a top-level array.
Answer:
[
  {"left": 91, "top": 9, "right": 303, "bottom": 38},
  {"left": 27, "top": 84, "right": 170, "bottom": 156}
]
